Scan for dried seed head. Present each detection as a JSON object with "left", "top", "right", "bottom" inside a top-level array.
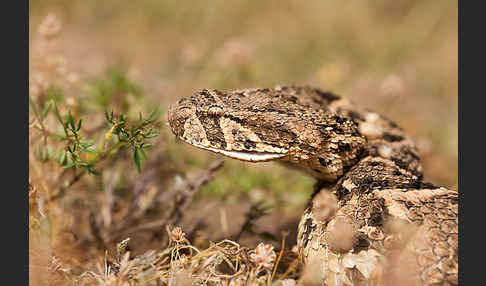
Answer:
[
  {"left": 66, "top": 72, "right": 79, "bottom": 84},
  {"left": 300, "top": 258, "right": 324, "bottom": 286},
  {"left": 172, "top": 268, "right": 192, "bottom": 286},
  {"left": 311, "top": 190, "right": 338, "bottom": 222},
  {"left": 215, "top": 38, "right": 253, "bottom": 68},
  {"left": 380, "top": 74, "right": 405, "bottom": 98},
  {"left": 326, "top": 217, "right": 357, "bottom": 254},
  {"left": 116, "top": 238, "right": 130, "bottom": 261},
  {"left": 250, "top": 242, "right": 276, "bottom": 270},
  {"left": 46, "top": 55, "right": 67, "bottom": 75},
  {"left": 229, "top": 277, "right": 246, "bottom": 286},
  {"left": 171, "top": 226, "right": 186, "bottom": 244},
  {"left": 280, "top": 279, "right": 296, "bottom": 286},
  {"left": 29, "top": 73, "right": 48, "bottom": 96},
  {"left": 38, "top": 13, "right": 62, "bottom": 39}
]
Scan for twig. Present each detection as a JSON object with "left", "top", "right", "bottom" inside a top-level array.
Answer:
[
  {"left": 48, "top": 170, "right": 86, "bottom": 202},
  {"left": 168, "top": 159, "right": 225, "bottom": 227},
  {"left": 107, "top": 159, "right": 223, "bottom": 243},
  {"left": 271, "top": 231, "right": 288, "bottom": 282},
  {"left": 233, "top": 202, "right": 271, "bottom": 242},
  {"left": 126, "top": 169, "right": 157, "bottom": 216}
]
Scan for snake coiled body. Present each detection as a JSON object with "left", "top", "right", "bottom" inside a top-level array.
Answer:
[{"left": 168, "top": 85, "right": 458, "bottom": 285}]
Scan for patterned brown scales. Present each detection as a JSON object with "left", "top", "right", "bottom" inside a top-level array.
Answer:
[{"left": 168, "top": 86, "right": 458, "bottom": 286}]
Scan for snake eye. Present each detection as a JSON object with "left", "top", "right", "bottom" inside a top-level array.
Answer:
[{"left": 208, "top": 106, "right": 224, "bottom": 117}]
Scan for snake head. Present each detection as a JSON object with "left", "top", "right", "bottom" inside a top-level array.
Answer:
[
  {"left": 168, "top": 88, "right": 289, "bottom": 162},
  {"left": 168, "top": 86, "right": 366, "bottom": 180}
]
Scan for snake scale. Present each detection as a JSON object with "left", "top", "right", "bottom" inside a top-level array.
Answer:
[{"left": 168, "top": 85, "right": 458, "bottom": 286}]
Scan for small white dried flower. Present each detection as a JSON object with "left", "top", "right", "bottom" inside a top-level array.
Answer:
[
  {"left": 29, "top": 73, "right": 48, "bottom": 96},
  {"left": 229, "top": 277, "right": 246, "bottom": 286},
  {"left": 171, "top": 268, "right": 192, "bottom": 286},
  {"left": 66, "top": 97, "right": 77, "bottom": 107},
  {"left": 300, "top": 258, "right": 324, "bottom": 286},
  {"left": 66, "top": 72, "right": 79, "bottom": 84},
  {"left": 280, "top": 278, "right": 296, "bottom": 286},
  {"left": 215, "top": 38, "right": 252, "bottom": 68},
  {"left": 46, "top": 55, "right": 67, "bottom": 75},
  {"left": 341, "top": 249, "right": 381, "bottom": 280},
  {"left": 327, "top": 217, "right": 357, "bottom": 254},
  {"left": 171, "top": 226, "right": 187, "bottom": 244},
  {"left": 380, "top": 74, "right": 404, "bottom": 97},
  {"left": 250, "top": 242, "right": 276, "bottom": 270},
  {"left": 116, "top": 238, "right": 130, "bottom": 260},
  {"left": 311, "top": 190, "right": 338, "bottom": 222},
  {"left": 29, "top": 84, "right": 40, "bottom": 97},
  {"left": 38, "top": 13, "right": 62, "bottom": 39}
]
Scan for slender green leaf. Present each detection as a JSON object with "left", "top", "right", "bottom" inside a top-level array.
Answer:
[
  {"left": 63, "top": 159, "right": 74, "bottom": 169},
  {"left": 41, "top": 100, "right": 53, "bottom": 120},
  {"left": 145, "top": 133, "right": 159, "bottom": 138},
  {"left": 34, "top": 145, "right": 51, "bottom": 163},
  {"left": 67, "top": 111, "right": 75, "bottom": 130},
  {"left": 29, "top": 96, "right": 41, "bottom": 119},
  {"left": 141, "top": 143, "right": 153, "bottom": 149},
  {"left": 87, "top": 168, "right": 99, "bottom": 175},
  {"left": 79, "top": 141, "right": 95, "bottom": 152},
  {"left": 77, "top": 119, "right": 83, "bottom": 131},
  {"left": 133, "top": 148, "right": 141, "bottom": 173},
  {"left": 47, "top": 86, "right": 64, "bottom": 102},
  {"left": 54, "top": 103, "right": 63, "bottom": 124},
  {"left": 140, "top": 148, "right": 147, "bottom": 161},
  {"left": 57, "top": 150, "right": 67, "bottom": 165}
]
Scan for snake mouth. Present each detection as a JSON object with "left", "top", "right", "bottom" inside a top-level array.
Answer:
[
  {"left": 202, "top": 147, "right": 287, "bottom": 162},
  {"left": 180, "top": 138, "right": 287, "bottom": 162}
]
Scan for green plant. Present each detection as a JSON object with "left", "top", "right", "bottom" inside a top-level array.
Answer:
[
  {"left": 29, "top": 67, "right": 163, "bottom": 187},
  {"left": 104, "top": 108, "right": 162, "bottom": 173}
]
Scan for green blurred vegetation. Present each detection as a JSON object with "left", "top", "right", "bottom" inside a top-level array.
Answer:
[{"left": 201, "top": 160, "right": 315, "bottom": 209}]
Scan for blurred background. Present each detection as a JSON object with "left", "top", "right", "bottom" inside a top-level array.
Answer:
[{"left": 29, "top": 0, "right": 457, "bottom": 284}]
